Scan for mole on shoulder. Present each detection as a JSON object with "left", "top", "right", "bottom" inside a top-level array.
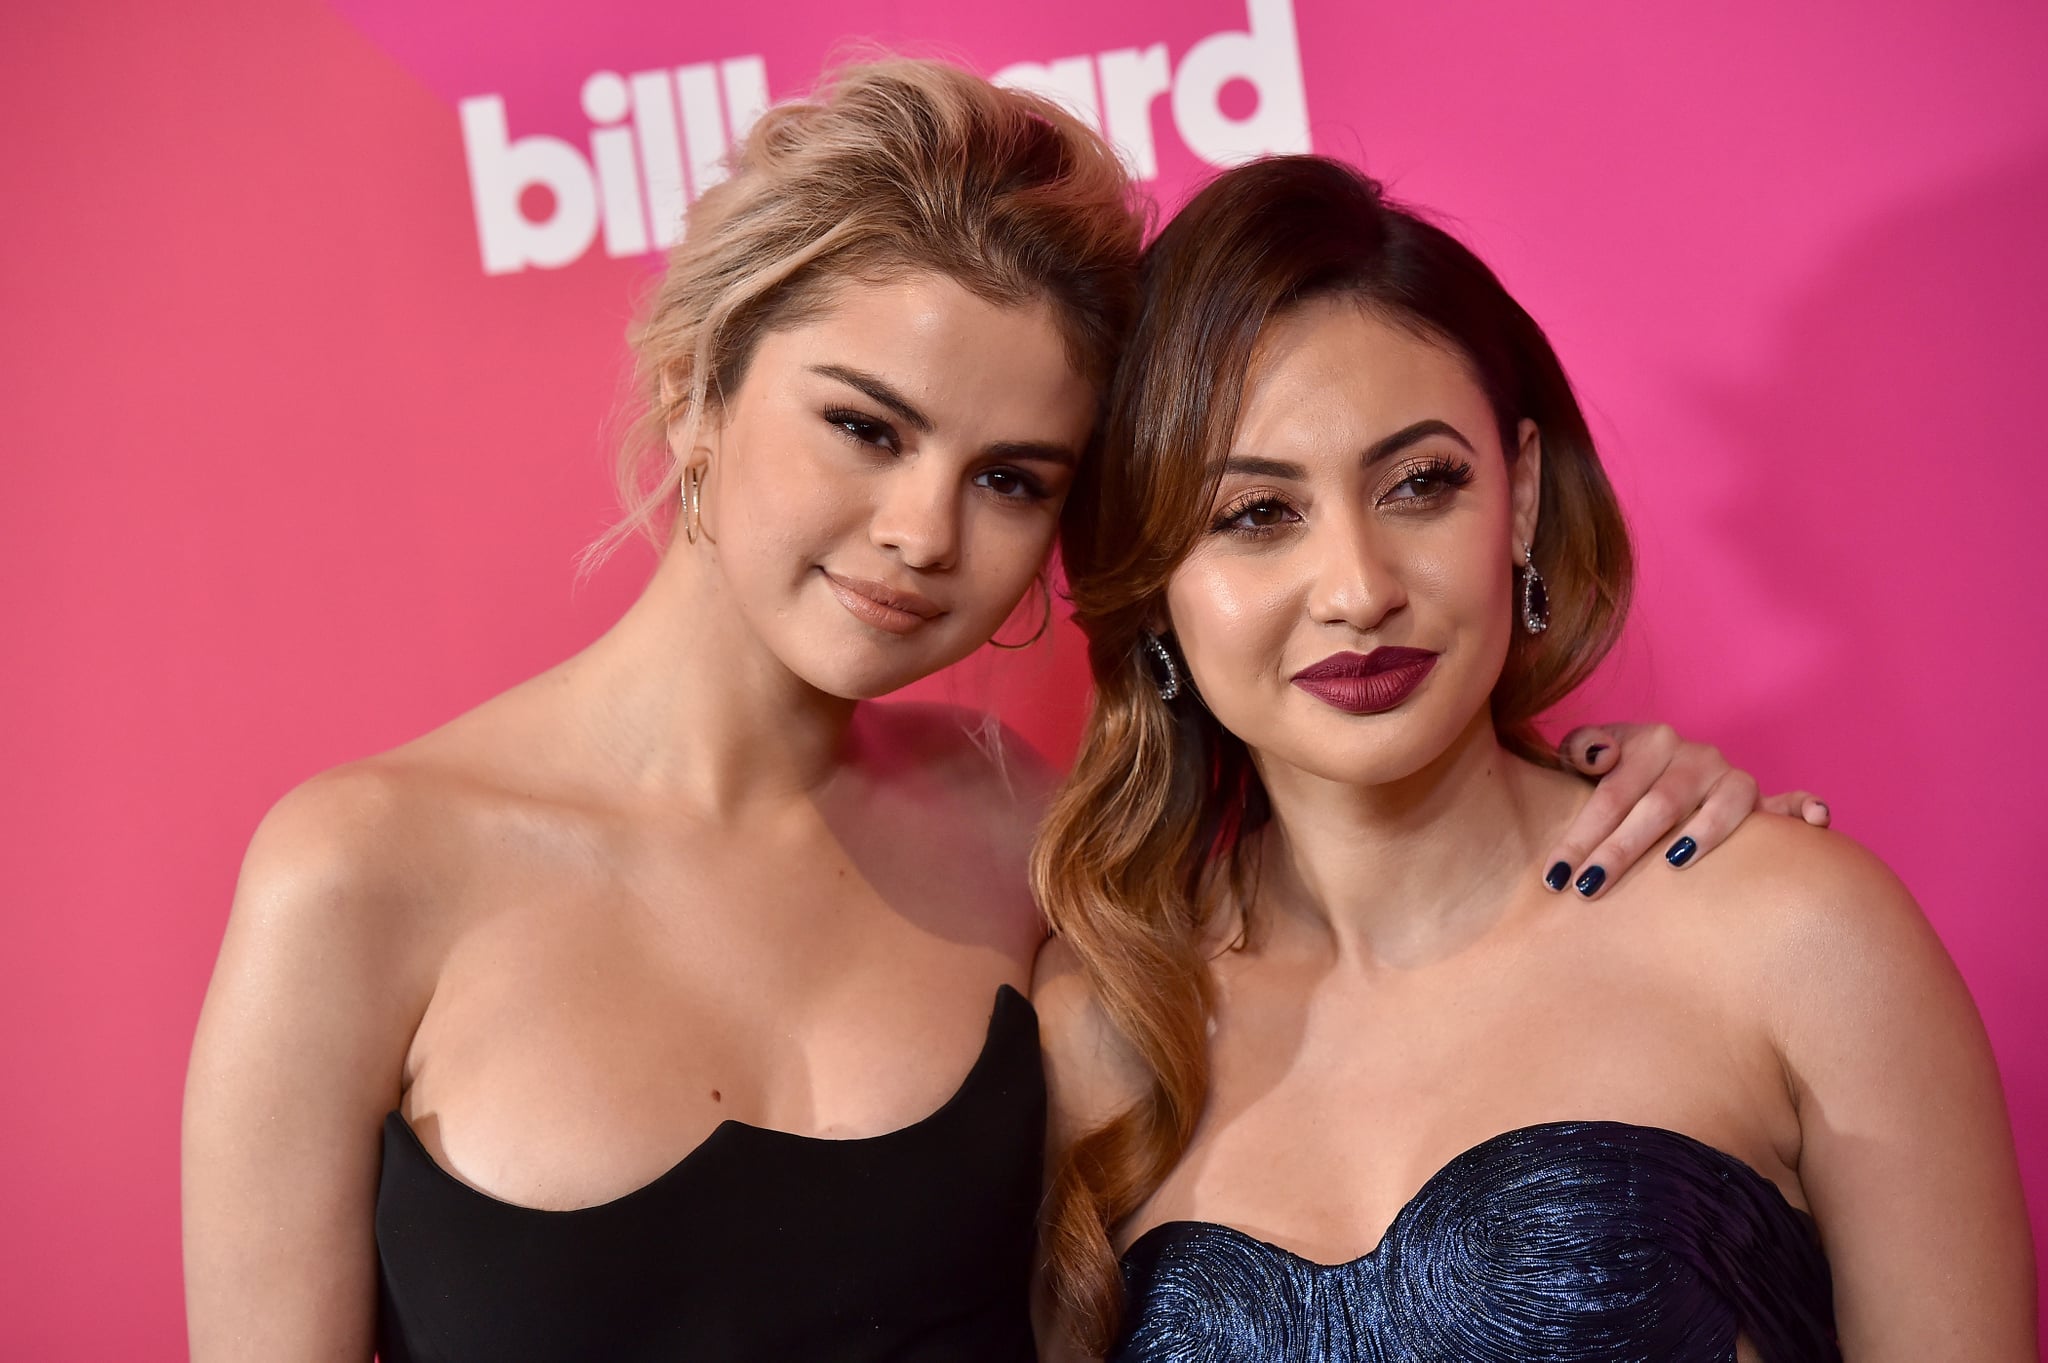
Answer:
[{"left": 711, "top": 1090, "right": 722, "bottom": 1102}]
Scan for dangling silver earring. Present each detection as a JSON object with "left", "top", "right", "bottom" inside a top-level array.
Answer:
[
  {"left": 1519, "top": 541, "right": 1550, "bottom": 635},
  {"left": 681, "top": 464, "right": 704, "bottom": 544},
  {"left": 1142, "top": 633, "right": 1183, "bottom": 702}
]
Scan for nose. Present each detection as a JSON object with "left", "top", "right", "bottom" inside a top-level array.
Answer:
[
  {"left": 869, "top": 460, "right": 960, "bottom": 571},
  {"left": 1306, "top": 509, "right": 1405, "bottom": 634}
]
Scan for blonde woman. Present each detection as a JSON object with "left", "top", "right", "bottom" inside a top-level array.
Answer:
[{"left": 184, "top": 67, "right": 1818, "bottom": 1363}]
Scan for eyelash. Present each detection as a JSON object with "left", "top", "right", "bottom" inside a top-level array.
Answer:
[
  {"left": 824, "top": 408, "right": 899, "bottom": 453},
  {"left": 1208, "top": 455, "right": 1477, "bottom": 539},
  {"left": 1382, "top": 454, "right": 1475, "bottom": 505},
  {"left": 1211, "top": 490, "right": 1298, "bottom": 538},
  {"left": 823, "top": 408, "right": 1052, "bottom": 505}
]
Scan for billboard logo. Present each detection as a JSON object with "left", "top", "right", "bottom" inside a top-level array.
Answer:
[
  {"left": 458, "top": 0, "right": 1308, "bottom": 275},
  {"left": 461, "top": 59, "right": 768, "bottom": 275},
  {"left": 992, "top": 0, "right": 1307, "bottom": 179}
]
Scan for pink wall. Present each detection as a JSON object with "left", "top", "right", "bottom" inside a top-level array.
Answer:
[{"left": 4, "top": 0, "right": 2043, "bottom": 1353}]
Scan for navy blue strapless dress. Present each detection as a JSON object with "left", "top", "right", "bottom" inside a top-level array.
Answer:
[{"left": 1116, "top": 1121, "right": 1839, "bottom": 1362}]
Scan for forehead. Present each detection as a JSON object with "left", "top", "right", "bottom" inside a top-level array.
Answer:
[
  {"left": 1232, "top": 298, "right": 1494, "bottom": 461},
  {"left": 748, "top": 272, "right": 1098, "bottom": 446}
]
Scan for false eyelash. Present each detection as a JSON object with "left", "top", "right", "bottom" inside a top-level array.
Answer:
[
  {"left": 1395, "top": 454, "right": 1476, "bottom": 488},
  {"left": 1210, "top": 490, "right": 1297, "bottom": 536}
]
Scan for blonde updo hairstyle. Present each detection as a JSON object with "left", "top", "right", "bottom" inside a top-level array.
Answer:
[{"left": 603, "top": 57, "right": 1146, "bottom": 553}]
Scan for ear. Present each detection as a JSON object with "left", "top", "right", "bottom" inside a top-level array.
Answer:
[
  {"left": 1509, "top": 418, "right": 1543, "bottom": 557},
  {"left": 662, "top": 375, "right": 725, "bottom": 477},
  {"left": 1142, "top": 588, "right": 1181, "bottom": 641}
]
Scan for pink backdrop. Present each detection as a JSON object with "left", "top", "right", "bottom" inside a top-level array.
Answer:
[{"left": 5, "top": 0, "right": 2044, "bottom": 1354}]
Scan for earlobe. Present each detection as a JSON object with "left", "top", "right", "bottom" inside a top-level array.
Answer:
[{"left": 669, "top": 398, "right": 720, "bottom": 548}]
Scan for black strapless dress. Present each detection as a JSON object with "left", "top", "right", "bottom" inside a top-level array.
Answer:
[
  {"left": 1116, "top": 1120, "right": 1839, "bottom": 1362},
  {"left": 375, "top": 985, "right": 1042, "bottom": 1363}
]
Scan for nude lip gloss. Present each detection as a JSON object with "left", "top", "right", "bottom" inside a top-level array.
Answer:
[
  {"left": 1290, "top": 647, "right": 1438, "bottom": 714},
  {"left": 821, "top": 569, "right": 944, "bottom": 635}
]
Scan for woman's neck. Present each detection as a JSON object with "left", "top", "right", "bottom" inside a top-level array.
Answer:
[
  {"left": 557, "top": 540, "right": 859, "bottom": 815},
  {"left": 1249, "top": 710, "right": 1576, "bottom": 969}
]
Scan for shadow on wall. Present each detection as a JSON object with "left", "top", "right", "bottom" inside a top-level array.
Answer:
[
  {"left": 1685, "top": 140, "right": 2048, "bottom": 1233},
  {"left": 1689, "top": 138, "right": 2047, "bottom": 891}
]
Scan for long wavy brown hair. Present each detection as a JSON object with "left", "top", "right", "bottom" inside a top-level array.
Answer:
[{"left": 1030, "top": 155, "right": 1635, "bottom": 1353}]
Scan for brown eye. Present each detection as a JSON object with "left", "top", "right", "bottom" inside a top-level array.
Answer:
[
  {"left": 975, "top": 467, "right": 1050, "bottom": 502},
  {"left": 823, "top": 408, "right": 900, "bottom": 453},
  {"left": 1380, "top": 455, "right": 1475, "bottom": 505},
  {"left": 1213, "top": 495, "right": 1300, "bottom": 537}
]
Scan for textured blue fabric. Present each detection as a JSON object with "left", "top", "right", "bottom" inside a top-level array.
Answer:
[{"left": 1116, "top": 1121, "right": 1838, "bottom": 1363}]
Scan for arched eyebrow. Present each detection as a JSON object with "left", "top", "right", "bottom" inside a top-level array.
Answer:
[
  {"left": 809, "top": 364, "right": 933, "bottom": 433},
  {"left": 986, "top": 440, "right": 1079, "bottom": 469},
  {"left": 1221, "top": 419, "right": 1476, "bottom": 478},
  {"left": 810, "top": 363, "right": 1079, "bottom": 467}
]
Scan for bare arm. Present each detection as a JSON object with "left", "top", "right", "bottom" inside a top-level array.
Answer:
[
  {"left": 182, "top": 772, "right": 437, "bottom": 1361},
  {"left": 1762, "top": 827, "right": 2036, "bottom": 1358},
  {"left": 1030, "top": 936, "right": 1150, "bottom": 1363}
]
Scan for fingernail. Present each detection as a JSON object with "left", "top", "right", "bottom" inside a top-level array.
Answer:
[
  {"left": 1575, "top": 865, "right": 1606, "bottom": 897},
  {"left": 1585, "top": 744, "right": 1609, "bottom": 765},
  {"left": 1812, "top": 802, "right": 1830, "bottom": 825},
  {"left": 1665, "top": 836, "right": 1697, "bottom": 867},
  {"left": 1545, "top": 861, "right": 1572, "bottom": 892}
]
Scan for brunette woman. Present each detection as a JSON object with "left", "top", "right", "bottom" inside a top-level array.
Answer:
[
  {"left": 1035, "top": 157, "right": 2034, "bottom": 1361},
  {"left": 183, "top": 67, "right": 1812, "bottom": 1363}
]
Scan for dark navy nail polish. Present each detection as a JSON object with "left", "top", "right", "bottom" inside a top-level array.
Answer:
[
  {"left": 1545, "top": 861, "right": 1572, "bottom": 892},
  {"left": 1575, "top": 865, "right": 1606, "bottom": 897},
  {"left": 1585, "top": 744, "right": 1609, "bottom": 765},
  {"left": 1666, "top": 836, "right": 1698, "bottom": 867}
]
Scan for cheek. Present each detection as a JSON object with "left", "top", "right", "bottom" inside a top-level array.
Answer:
[
  {"left": 1410, "top": 540, "right": 1511, "bottom": 625},
  {"left": 1404, "top": 533, "right": 1516, "bottom": 705},
  {"left": 720, "top": 434, "right": 858, "bottom": 563},
  {"left": 1168, "top": 555, "right": 1298, "bottom": 681},
  {"left": 970, "top": 512, "right": 1058, "bottom": 592}
]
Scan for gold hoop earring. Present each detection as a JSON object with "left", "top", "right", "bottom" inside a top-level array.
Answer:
[
  {"left": 681, "top": 464, "right": 704, "bottom": 545},
  {"left": 990, "top": 575, "right": 1054, "bottom": 650}
]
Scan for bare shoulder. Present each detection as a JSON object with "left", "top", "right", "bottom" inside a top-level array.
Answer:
[
  {"left": 1647, "top": 813, "right": 1973, "bottom": 1065},
  {"left": 235, "top": 667, "right": 586, "bottom": 942},
  {"left": 1661, "top": 812, "right": 1939, "bottom": 970},
  {"left": 1658, "top": 825, "right": 2033, "bottom": 1352},
  {"left": 239, "top": 740, "right": 491, "bottom": 912},
  {"left": 187, "top": 750, "right": 508, "bottom": 1359},
  {"left": 1033, "top": 933, "right": 1149, "bottom": 1142},
  {"left": 223, "top": 756, "right": 486, "bottom": 1025}
]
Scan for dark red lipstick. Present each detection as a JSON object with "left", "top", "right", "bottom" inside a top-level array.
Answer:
[{"left": 1290, "top": 647, "right": 1438, "bottom": 714}]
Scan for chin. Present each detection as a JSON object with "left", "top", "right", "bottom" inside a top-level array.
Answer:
[
  {"left": 1278, "top": 739, "right": 1438, "bottom": 788},
  {"left": 789, "top": 634, "right": 975, "bottom": 701},
  {"left": 795, "top": 657, "right": 928, "bottom": 702},
  {"left": 1260, "top": 698, "right": 1478, "bottom": 787}
]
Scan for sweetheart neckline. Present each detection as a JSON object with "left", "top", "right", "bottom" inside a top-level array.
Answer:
[
  {"left": 383, "top": 983, "right": 1033, "bottom": 1217},
  {"left": 1122, "top": 1118, "right": 1812, "bottom": 1272}
]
